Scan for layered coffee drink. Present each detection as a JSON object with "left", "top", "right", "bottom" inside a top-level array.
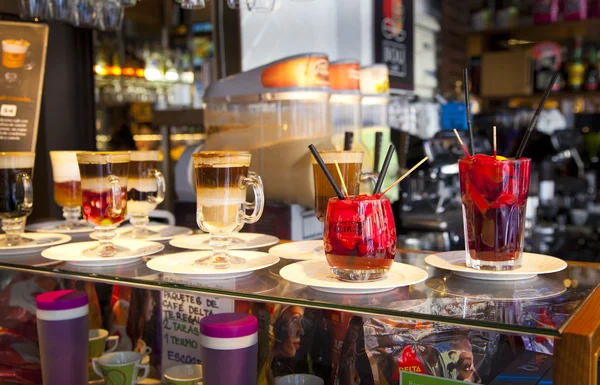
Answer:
[
  {"left": 312, "top": 151, "right": 363, "bottom": 222},
  {"left": 78, "top": 154, "right": 129, "bottom": 227},
  {"left": 50, "top": 152, "right": 82, "bottom": 208},
  {"left": 0, "top": 153, "right": 35, "bottom": 219},
  {"left": 127, "top": 151, "right": 161, "bottom": 215},
  {"left": 194, "top": 154, "right": 248, "bottom": 234},
  {"left": 2, "top": 39, "right": 30, "bottom": 69}
]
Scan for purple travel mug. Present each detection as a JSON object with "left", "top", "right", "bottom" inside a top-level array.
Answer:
[
  {"left": 200, "top": 313, "right": 258, "bottom": 385},
  {"left": 36, "top": 290, "right": 89, "bottom": 385}
]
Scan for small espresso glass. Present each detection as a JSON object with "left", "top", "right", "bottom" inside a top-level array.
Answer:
[
  {"left": 324, "top": 195, "right": 396, "bottom": 281},
  {"left": 0, "top": 152, "right": 34, "bottom": 246},
  {"left": 126, "top": 151, "right": 165, "bottom": 239},
  {"left": 50, "top": 151, "right": 88, "bottom": 230},
  {"left": 77, "top": 152, "right": 129, "bottom": 257},
  {"left": 193, "top": 151, "right": 264, "bottom": 268}
]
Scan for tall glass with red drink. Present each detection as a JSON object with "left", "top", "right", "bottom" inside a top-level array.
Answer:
[
  {"left": 458, "top": 154, "right": 531, "bottom": 270},
  {"left": 324, "top": 195, "right": 396, "bottom": 281}
]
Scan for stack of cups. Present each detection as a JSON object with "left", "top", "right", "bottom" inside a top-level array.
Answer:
[
  {"left": 36, "top": 290, "right": 89, "bottom": 385},
  {"left": 200, "top": 313, "right": 258, "bottom": 385}
]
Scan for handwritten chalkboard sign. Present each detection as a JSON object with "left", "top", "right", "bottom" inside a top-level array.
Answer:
[
  {"left": 160, "top": 288, "right": 233, "bottom": 370},
  {"left": 0, "top": 21, "right": 48, "bottom": 152}
]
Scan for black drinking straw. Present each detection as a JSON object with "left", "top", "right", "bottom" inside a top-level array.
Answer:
[
  {"left": 373, "top": 144, "right": 395, "bottom": 194},
  {"left": 514, "top": 71, "right": 559, "bottom": 159},
  {"left": 464, "top": 68, "right": 475, "bottom": 155},
  {"left": 374, "top": 132, "right": 383, "bottom": 171},
  {"left": 343, "top": 132, "right": 354, "bottom": 151},
  {"left": 308, "top": 144, "right": 345, "bottom": 200}
]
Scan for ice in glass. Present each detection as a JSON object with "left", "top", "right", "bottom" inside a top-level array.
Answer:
[
  {"left": 458, "top": 154, "right": 531, "bottom": 270},
  {"left": 324, "top": 194, "right": 396, "bottom": 281}
]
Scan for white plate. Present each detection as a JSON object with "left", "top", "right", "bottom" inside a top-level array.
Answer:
[
  {"left": 268, "top": 240, "right": 325, "bottom": 261},
  {"left": 424, "top": 251, "right": 568, "bottom": 281},
  {"left": 170, "top": 233, "right": 280, "bottom": 250},
  {"left": 0, "top": 233, "right": 72, "bottom": 256},
  {"left": 97, "top": 224, "right": 193, "bottom": 242},
  {"left": 279, "top": 260, "right": 429, "bottom": 294},
  {"left": 426, "top": 274, "right": 567, "bottom": 301},
  {"left": 41, "top": 240, "right": 164, "bottom": 267},
  {"left": 147, "top": 251, "right": 280, "bottom": 279},
  {"left": 27, "top": 220, "right": 93, "bottom": 234}
]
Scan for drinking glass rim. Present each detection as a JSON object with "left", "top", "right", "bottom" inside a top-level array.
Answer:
[
  {"left": 458, "top": 156, "right": 531, "bottom": 164},
  {"left": 193, "top": 151, "right": 251, "bottom": 158},
  {"left": 129, "top": 150, "right": 160, "bottom": 161},
  {"left": 76, "top": 151, "right": 130, "bottom": 163},
  {"left": 0, "top": 152, "right": 35, "bottom": 157}
]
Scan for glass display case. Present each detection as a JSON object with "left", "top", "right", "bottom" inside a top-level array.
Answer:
[{"left": 0, "top": 246, "right": 599, "bottom": 385}]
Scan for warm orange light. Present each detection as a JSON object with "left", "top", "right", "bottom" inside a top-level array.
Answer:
[
  {"left": 94, "top": 65, "right": 108, "bottom": 76},
  {"left": 122, "top": 67, "right": 135, "bottom": 76},
  {"left": 135, "top": 68, "right": 145, "bottom": 78},
  {"left": 109, "top": 66, "right": 122, "bottom": 76}
]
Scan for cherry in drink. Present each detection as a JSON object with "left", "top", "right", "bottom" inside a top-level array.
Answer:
[
  {"left": 459, "top": 154, "right": 531, "bottom": 270},
  {"left": 324, "top": 195, "right": 396, "bottom": 281}
]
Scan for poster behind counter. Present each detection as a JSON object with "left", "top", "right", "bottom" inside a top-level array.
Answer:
[
  {"left": 374, "top": 0, "right": 414, "bottom": 93},
  {"left": 0, "top": 21, "right": 48, "bottom": 152}
]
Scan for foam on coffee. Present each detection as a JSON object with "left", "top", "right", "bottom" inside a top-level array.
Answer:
[
  {"left": 0, "top": 153, "right": 35, "bottom": 169},
  {"left": 2, "top": 39, "right": 30, "bottom": 54},
  {"left": 193, "top": 153, "right": 250, "bottom": 168},
  {"left": 130, "top": 151, "right": 159, "bottom": 162},
  {"left": 50, "top": 152, "right": 80, "bottom": 182},
  {"left": 81, "top": 178, "right": 127, "bottom": 191},
  {"left": 313, "top": 151, "right": 363, "bottom": 164},
  {"left": 196, "top": 188, "right": 245, "bottom": 206}
]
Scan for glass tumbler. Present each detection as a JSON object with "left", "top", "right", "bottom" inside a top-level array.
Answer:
[
  {"left": 324, "top": 195, "right": 396, "bottom": 281},
  {"left": 459, "top": 155, "right": 531, "bottom": 270},
  {"left": 193, "top": 151, "right": 264, "bottom": 268},
  {"left": 126, "top": 151, "right": 165, "bottom": 239},
  {"left": 50, "top": 151, "right": 87, "bottom": 230},
  {"left": 0, "top": 152, "right": 34, "bottom": 246},
  {"left": 77, "top": 152, "right": 129, "bottom": 257}
]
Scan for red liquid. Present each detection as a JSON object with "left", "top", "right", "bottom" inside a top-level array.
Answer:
[
  {"left": 459, "top": 154, "right": 530, "bottom": 263},
  {"left": 82, "top": 190, "right": 127, "bottom": 226},
  {"left": 324, "top": 195, "right": 396, "bottom": 271}
]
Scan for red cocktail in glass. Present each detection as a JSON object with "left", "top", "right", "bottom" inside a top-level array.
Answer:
[
  {"left": 324, "top": 194, "right": 396, "bottom": 281},
  {"left": 459, "top": 154, "right": 531, "bottom": 270}
]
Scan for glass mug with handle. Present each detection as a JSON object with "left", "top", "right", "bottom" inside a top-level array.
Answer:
[
  {"left": 312, "top": 151, "right": 378, "bottom": 222},
  {"left": 77, "top": 152, "right": 129, "bottom": 257},
  {"left": 126, "top": 151, "right": 165, "bottom": 239},
  {"left": 0, "top": 152, "right": 34, "bottom": 246},
  {"left": 49, "top": 151, "right": 89, "bottom": 230},
  {"left": 193, "top": 151, "right": 264, "bottom": 268}
]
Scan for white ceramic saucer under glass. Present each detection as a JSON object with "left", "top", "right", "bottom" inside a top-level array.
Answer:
[
  {"left": 146, "top": 251, "right": 280, "bottom": 279},
  {"left": 268, "top": 240, "right": 325, "bottom": 261},
  {"left": 0, "top": 233, "right": 72, "bottom": 256},
  {"left": 170, "top": 233, "right": 280, "bottom": 251},
  {"left": 41, "top": 240, "right": 164, "bottom": 267},
  {"left": 27, "top": 220, "right": 93, "bottom": 234},
  {"left": 279, "top": 260, "right": 429, "bottom": 294},
  {"left": 424, "top": 251, "right": 568, "bottom": 281},
  {"left": 95, "top": 224, "right": 193, "bottom": 242}
]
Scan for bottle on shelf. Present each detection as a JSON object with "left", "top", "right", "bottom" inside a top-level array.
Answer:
[
  {"left": 558, "top": 45, "right": 569, "bottom": 91},
  {"left": 568, "top": 36, "right": 585, "bottom": 91},
  {"left": 584, "top": 45, "right": 599, "bottom": 91}
]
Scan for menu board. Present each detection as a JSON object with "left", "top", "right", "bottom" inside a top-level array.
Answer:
[
  {"left": 0, "top": 21, "right": 48, "bottom": 152},
  {"left": 160, "top": 288, "right": 233, "bottom": 370},
  {"left": 374, "top": 0, "right": 414, "bottom": 92}
]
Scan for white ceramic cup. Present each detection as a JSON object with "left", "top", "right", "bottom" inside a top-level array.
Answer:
[{"left": 164, "top": 364, "right": 203, "bottom": 385}]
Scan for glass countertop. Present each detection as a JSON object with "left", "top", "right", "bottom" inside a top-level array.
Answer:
[{"left": 0, "top": 243, "right": 598, "bottom": 337}]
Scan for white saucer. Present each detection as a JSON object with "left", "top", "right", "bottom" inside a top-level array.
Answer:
[
  {"left": 146, "top": 251, "right": 280, "bottom": 279},
  {"left": 279, "top": 260, "right": 429, "bottom": 294},
  {"left": 268, "top": 240, "right": 325, "bottom": 260},
  {"left": 170, "top": 233, "right": 280, "bottom": 251},
  {"left": 27, "top": 220, "right": 93, "bottom": 234},
  {"left": 41, "top": 240, "right": 164, "bottom": 267},
  {"left": 0, "top": 233, "right": 72, "bottom": 256},
  {"left": 426, "top": 274, "right": 567, "bottom": 301},
  {"left": 98, "top": 224, "right": 193, "bottom": 242},
  {"left": 424, "top": 251, "right": 568, "bottom": 281}
]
